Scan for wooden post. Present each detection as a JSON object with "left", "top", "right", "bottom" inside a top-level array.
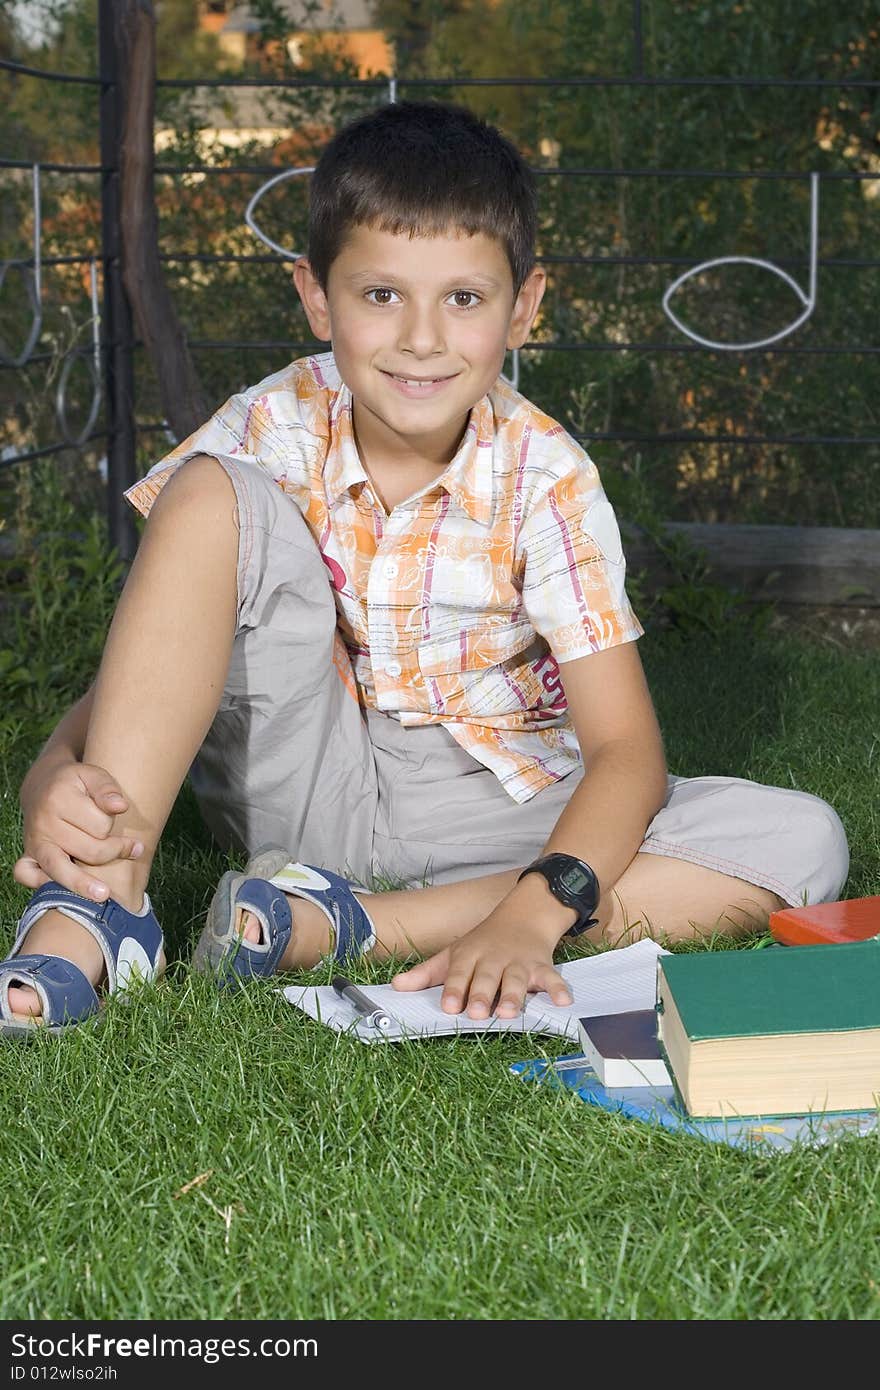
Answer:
[
  {"left": 98, "top": 0, "right": 137, "bottom": 563},
  {"left": 114, "top": 0, "right": 208, "bottom": 446}
]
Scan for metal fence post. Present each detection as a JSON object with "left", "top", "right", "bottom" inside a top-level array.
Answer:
[{"left": 98, "top": 0, "right": 137, "bottom": 564}]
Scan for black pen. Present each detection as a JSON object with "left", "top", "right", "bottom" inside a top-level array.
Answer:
[{"left": 331, "top": 975, "right": 393, "bottom": 1032}]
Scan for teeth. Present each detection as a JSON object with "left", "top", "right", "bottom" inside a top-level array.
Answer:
[{"left": 392, "top": 375, "right": 442, "bottom": 385}]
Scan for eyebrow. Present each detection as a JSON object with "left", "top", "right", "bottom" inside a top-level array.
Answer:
[{"left": 343, "top": 269, "right": 503, "bottom": 290}]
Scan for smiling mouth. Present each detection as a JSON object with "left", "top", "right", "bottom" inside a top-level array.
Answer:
[{"left": 381, "top": 370, "right": 458, "bottom": 386}]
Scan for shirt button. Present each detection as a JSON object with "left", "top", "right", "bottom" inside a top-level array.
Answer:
[
  {"left": 386, "top": 661, "right": 402, "bottom": 678},
  {"left": 383, "top": 561, "right": 399, "bottom": 579}
]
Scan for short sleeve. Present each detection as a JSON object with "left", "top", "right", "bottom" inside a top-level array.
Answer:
[
  {"left": 123, "top": 376, "right": 321, "bottom": 519},
  {"left": 517, "top": 461, "right": 643, "bottom": 661}
]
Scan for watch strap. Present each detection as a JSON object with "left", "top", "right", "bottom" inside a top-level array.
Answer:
[{"left": 517, "top": 853, "right": 600, "bottom": 937}]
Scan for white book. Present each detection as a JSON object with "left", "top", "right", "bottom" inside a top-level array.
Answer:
[
  {"left": 577, "top": 1008, "right": 672, "bottom": 1087},
  {"left": 281, "top": 938, "right": 667, "bottom": 1043}
]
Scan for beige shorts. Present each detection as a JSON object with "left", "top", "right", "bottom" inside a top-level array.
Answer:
[{"left": 187, "top": 455, "right": 849, "bottom": 906}]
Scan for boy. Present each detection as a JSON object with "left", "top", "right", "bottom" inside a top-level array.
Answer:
[{"left": 2, "top": 101, "right": 848, "bottom": 1035}]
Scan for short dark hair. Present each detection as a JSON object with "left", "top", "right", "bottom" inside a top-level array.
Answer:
[{"left": 306, "top": 100, "right": 537, "bottom": 292}]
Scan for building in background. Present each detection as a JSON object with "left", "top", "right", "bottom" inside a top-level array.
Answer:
[{"left": 197, "top": 1, "right": 392, "bottom": 77}]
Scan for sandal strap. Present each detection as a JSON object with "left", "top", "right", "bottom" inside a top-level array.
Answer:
[
  {"left": 14, "top": 883, "right": 164, "bottom": 995},
  {"left": 196, "top": 849, "right": 376, "bottom": 990},
  {"left": 0, "top": 953, "right": 98, "bottom": 1028},
  {"left": 268, "top": 863, "right": 376, "bottom": 962},
  {"left": 218, "top": 877, "right": 292, "bottom": 983}
]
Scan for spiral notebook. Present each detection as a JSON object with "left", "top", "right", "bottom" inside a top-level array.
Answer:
[{"left": 281, "top": 938, "right": 666, "bottom": 1042}]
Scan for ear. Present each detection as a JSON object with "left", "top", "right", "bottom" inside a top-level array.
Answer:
[
  {"left": 506, "top": 266, "right": 546, "bottom": 350},
  {"left": 292, "top": 257, "right": 332, "bottom": 341}
]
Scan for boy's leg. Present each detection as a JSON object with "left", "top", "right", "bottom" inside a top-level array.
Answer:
[
  {"left": 12, "top": 450, "right": 380, "bottom": 1018},
  {"left": 273, "top": 858, "right": 789, "bottom": 968},
  {"left": 185, "top": 466, "right": 377, "bottom": 879},
  {"left": 261, "top": 732, "right": 849, "bottom": 967},
  {"left": 603, "top": 772, "right": 850, "bottom": 943},
  {"left": 8, "top": 455, "right": 240, "bottom": 1016}
]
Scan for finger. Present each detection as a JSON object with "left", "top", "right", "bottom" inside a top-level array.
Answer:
[
  {"left": 59, "top": 793, "right": 119, "bottom": 841},
  {"left": 494, "top": 964, "right": 532, "bottom": 1018},
  {"left": 436, "top": 951, "right": 486, "bottom": 1015},
  {"left": 93, "top": 786, "right": 129, "bottom": 813},
  {"left": 457, "top": 961, "right": 504, "bottom": 1020},
  {"left": 48, "top": 821, "right": 144, "bottom": 868},
  {"left": 97, "top": 835, "right": 144, "bottom": 863},
  {"left": 13, "top": 856, "right": 51, "bottom": 890},
  {"left": 78, "top": 767, "right": 129, "bottom": 814},
  {"left": 391, "top": 950, "right": 450, "bottom": 991},
  {"left": 532, "top": 963, "right": 573, "bottom": 1007},
  {"left": 21, "top": 842, "right": 110, "bottom": 902}
]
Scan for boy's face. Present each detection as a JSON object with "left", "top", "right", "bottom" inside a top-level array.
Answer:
[{"left": 293, "top": 224, "right": 545, "bottom": 468}]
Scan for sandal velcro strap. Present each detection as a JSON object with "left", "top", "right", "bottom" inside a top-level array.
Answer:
[
  {"left": 1, "top": 882, "right": 165, "bottom": 1037},
  {"left": 266, "top": 863, "right": 376, "bottom": 962},
  {"left": 0, "top": 953, "right": 98, "bottom": 1030},
  {"left": 217, "top": 877, "right": 293, "bottom": 984},
  {"left": 16, "top": 884, "right": 164, "bottom": 994}
]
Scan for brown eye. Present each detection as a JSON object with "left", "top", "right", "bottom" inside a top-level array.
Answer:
[
  {"left": 367, "top": 287, "right": 396, "bottom": 305},
  {"left": 450, "top": 291, "right": 479, "bottom": 308}
]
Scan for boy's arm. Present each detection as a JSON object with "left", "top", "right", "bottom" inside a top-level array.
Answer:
[
  {"left": 14, "top": 684, "right": 143, "bottom": 899},
  {"left": 530, "top": 638, "right": 667, "bottom": 891},
  {"left": 393, "top": 640, "right": 667, "bottom": 1018}
]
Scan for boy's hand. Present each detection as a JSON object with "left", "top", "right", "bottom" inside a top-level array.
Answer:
[
  {"left": 391, "top": 914, "right": 572, "bottom": 1020},
  {"left": 15, "top": 759, "right": 144, "bottom": 901}
]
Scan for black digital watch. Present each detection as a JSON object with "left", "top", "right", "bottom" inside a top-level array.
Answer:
[{"left": 517, "top": 853, "right": 600, "bottom": 937}]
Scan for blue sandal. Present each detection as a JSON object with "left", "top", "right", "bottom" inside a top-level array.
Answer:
[
  {"left": 0, "top": 883, "right": 165, "bottom": 1038},
  {"left": 192, "top": 844, "right": 376, "bottom": 985}
]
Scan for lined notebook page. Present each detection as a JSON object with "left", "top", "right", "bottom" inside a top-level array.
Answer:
[{"left": 281, "top": 937, "right": 666, "bottom": 1043}]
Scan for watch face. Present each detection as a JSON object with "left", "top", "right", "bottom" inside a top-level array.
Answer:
[{"left": 560, "top": 862, "right": 595, "bottom": 897}]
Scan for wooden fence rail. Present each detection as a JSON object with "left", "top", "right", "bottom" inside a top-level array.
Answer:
[{"left": 623, "top": 523, "right": 880, "bottom": 608}]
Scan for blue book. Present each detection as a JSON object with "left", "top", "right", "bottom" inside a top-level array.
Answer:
[{"left": 510, "top": 1054, "right": 879, "bottom": 1152}]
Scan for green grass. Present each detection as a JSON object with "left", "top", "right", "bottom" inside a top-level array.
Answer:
[{"left": 1, "top": 623, "right": 880, "bottom": 1321}]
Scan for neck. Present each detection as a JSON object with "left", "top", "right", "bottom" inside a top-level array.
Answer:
[{"left": 352, "top": 400, "right": 470, "bottom": 508}]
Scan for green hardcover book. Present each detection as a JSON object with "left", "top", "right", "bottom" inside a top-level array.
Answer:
[{"left": 655, "top": 940, "right": 880, "bottom": 1119}]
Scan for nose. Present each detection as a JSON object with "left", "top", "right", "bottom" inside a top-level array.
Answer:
[{"left": 398, "top": 298, "right": 445, "bottom": 358}]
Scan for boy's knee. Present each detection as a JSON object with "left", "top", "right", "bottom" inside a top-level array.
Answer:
[
  {"left": 130, "top": 455, "right": 242, "bottom": 616},
  {"left": 788, "top": 789, "right": 850, "bottom": 902},
  {"left": 148, "top": 454, "right": 239, "bottom": 534}
]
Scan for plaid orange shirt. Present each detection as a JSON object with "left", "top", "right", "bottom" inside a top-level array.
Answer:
[{"left": 126, "top": 353, "right": 643, "bottom": 803}]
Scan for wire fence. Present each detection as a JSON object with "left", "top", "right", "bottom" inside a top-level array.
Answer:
[{"left": 2, "top": 1, "right": 879, "bottom": 558}]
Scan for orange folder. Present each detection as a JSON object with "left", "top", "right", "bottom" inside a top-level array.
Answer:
[{"left": 769, "top": 896, "right": 880, "bottom": 946}]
